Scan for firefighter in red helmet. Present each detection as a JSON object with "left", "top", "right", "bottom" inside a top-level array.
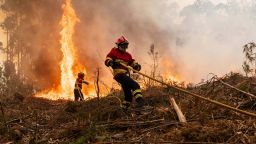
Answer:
[
  {"left": 74, "top": 72, "right": 89, "bottom": 101},
  {"left": 105, "top": 36, "right": 145, "bottom": 110}
]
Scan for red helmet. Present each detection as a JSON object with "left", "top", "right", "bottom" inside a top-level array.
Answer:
[
  {"left": 115, "top": 36, "right": 129, "bottom": 45},
  {"left": 78, "top": 72, "right": 85, "bottom": 79}
]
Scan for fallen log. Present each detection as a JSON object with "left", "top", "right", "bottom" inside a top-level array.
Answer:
[{"left": 168, "top": 96, "right": 187, "bottom": 123}]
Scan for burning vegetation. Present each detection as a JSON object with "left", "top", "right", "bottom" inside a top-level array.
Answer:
[
  {"left": 36, "top": 0, "right": 93, "bottom": 100},
  {"left": 0, "top": 0, "right": 256, "bottom": 143}
]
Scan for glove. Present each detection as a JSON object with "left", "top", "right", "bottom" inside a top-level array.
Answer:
[
  {"left": 133, "top": 63, "right": 141, "bottom": 71},
  {"left": 105, "top": 59, "right": 114, "bottom": 67},
  {"left": 106, "top": 59, "right": 120, "bottom": 67},
  {"left": 108, "top": 60, "right": 114, "bottom": 67}
]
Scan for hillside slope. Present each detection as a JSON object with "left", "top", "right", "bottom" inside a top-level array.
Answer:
[{"left": 0, "top": 73, "right": 255, "bottom": 143}]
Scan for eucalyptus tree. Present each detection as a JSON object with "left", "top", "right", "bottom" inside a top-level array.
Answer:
[{"left": 242, "top": 42, "right": 256, "bottom": 76}]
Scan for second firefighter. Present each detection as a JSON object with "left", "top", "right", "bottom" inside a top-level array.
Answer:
[{"left": 74, "top": 72, "right": 89, "bottom": 101}]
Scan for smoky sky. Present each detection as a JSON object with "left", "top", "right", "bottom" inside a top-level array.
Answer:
[
  {"left": 3, "top": 0, "right": 256, "bottom": 89},
  {"left": 72, "top": 0, "right": 256, "bottom": 83},
  {"left": 72, "top": 0, "right": 177, "bottom": 85},
  {"left": 176, "top": 0, "right": 256, "bottom": 82},
  {"left": 30, "top": 0, "right": 256, "bottom": 85}
]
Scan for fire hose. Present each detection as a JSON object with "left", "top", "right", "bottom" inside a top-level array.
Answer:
[{"left": 119, "top": 63, "right": 256, "bottom": 118}]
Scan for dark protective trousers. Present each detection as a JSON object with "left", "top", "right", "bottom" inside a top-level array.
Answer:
[
  {"left": 114, "top": 73, "right": 141, "bottom": 102},
  {"left": 74, "top": 89, "right": 84, "bottom": 101}
]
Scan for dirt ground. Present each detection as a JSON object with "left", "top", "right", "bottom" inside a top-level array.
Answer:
[{"left": 0, "top": 73, "right": 255, "bottom": 143}]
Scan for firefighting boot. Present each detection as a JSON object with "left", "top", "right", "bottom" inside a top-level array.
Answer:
[
  {"left": 80, "top": 96, "right": 84, "bottom": 101},
  {"left": 135, "top": 97, "right": 153, "bottom": 115},
  {"left": 121, "top": 101, "right": 131, "bottom": 111},
  {"left": 135, "top": 97, "right": 145, "bottom": 109}
]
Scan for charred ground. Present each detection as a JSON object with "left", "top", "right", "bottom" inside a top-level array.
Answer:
[{"left": 0, "top": 72, "right": 256, "bottom": 143}]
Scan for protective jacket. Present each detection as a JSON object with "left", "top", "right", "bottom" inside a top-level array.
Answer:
[
  {"left": 74, "top": 78, "right": 88, "bottom": 90},
  {"left": 105, "top": 48, "right": 138, "bottom": 76}
]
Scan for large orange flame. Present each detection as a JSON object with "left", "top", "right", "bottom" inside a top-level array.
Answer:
[
  {"left": 59, "top": 0, "right": 79, "bottom": 98},
  {"left": 36, "top": 0, "right": 90, "bottom": 100}
]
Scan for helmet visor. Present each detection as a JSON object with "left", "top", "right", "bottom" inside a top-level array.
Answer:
[{"left": 119, "top": 43, "right": 129, "bottom": 49}]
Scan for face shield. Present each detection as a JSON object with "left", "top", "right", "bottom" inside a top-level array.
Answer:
[{"left": 118, "top": 43, "right": 129, "bottom": 52}]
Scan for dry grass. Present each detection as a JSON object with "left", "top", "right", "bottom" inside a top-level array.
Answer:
[{"left": 0, "top": 73, "right": 256, "bottom": 143}]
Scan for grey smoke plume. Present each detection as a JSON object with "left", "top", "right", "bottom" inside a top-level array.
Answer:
[
  {"left": 72, "top": 0, "right": 256, "bottom": 83},
  {"left": 175, "top": 0, "right": 256, "bottom": 82},
  {"left": 4, "top": 0, "right": 256, "bottom": 90},
  {"left": 73, "top": 0, "right": 178, "bottom": 84}
]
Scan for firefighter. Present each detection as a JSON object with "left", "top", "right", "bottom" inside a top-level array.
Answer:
[
  {"left": 105, "top": 36, "right": 145, "bottom": 110},
  {"left": 74, "top": 72, "right": 89, "bottom": 101}
]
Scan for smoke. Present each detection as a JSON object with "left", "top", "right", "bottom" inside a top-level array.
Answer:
[
  {"left": 175, "top": 0, "right": 256, "bottom": 82},
  {"left": 4, "top": 0, "right": 256, "bottom": 90},
  {"left": 72, "top": 0, "right": 177, "bottom": 85},
  {"left": 4, "top": 0, "right": 64, "bottom": 88},
  {"left": 72, "top": 0, "right": 256, "bottom": 83}
]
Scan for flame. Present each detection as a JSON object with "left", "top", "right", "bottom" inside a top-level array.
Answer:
[
  {"left": 165, "top": 74, "right": 181, "bottom": 82},
  {"left": 36, "top": 0, "right": 92, "bottom": 100},
  {"left": 60, "top": 0, "right": 79, "bottom": 98},
  {"left": 161, "top": 57, "right": 183, "bottom": 83}
]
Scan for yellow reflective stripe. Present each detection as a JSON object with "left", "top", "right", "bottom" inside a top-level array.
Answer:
[
  {"left": 122, "top": 101, "right": 130, "bottom": 105},
  {"left": 75, "top": 82, "right": 82, "bottom": 89},
  {"left": 115, "top": 59, "right": 124, "bottom": 63},
  {"left": 106, "top": 57, "right": 112, "bottom": 60},
  {"left": 135, "top": 94, "right": 143, "bottom": 99},
  {"left": 132, "top": 89, "right": 142, "bottom": 96},
  {"left": 113, "top": 69, "right": 128, "bottom": 76},
  {"left": 115, "top": 59, "right": 128, "bottom": 65},
  {"left": 121, "top": 104, "right": 130, "bottom": 109},
  {"left": 120, "top": 101, "right": 131, "bottom": 108}
]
